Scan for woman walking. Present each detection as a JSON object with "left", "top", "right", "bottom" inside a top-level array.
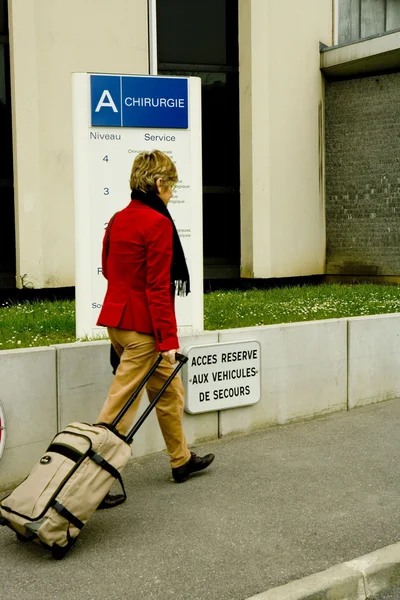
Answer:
[{"left": 96, "top": 150, "right": 214, "bottom": 508}]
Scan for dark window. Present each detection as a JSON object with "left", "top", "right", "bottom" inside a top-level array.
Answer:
[
  {"left": 0, "top": 0, "right": 7, "bottom": 35},
  {"left": 157, "top": 0, "right": 227, "bottom": 66},
  {"left": 0, "top": 0, "right": 15, "bottom": 287},
  {"left": 157, "top": 0, "right": 240, "bottom": 279}
]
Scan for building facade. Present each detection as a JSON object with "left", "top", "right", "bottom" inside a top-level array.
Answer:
[{"left": 1, "top": 0, "right": 399, "bottom": 289}]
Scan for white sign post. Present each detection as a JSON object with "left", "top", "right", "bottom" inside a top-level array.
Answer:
[
  {"left": 72, "top": 73, "right": 203, "bottom": 338},
  {"left": 182, "top": 341, "right": 261, "bottom": 414}
]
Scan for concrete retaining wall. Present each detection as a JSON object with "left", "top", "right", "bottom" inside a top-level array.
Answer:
[
  {"left": 217, "top": 320, "right": 347, "bottom": 436},
  {"left": 348, "top": 314, "right": 400, "bottom": 409},
  {"left": 1, "top": 315, "right": 399, "bottom": 491},
  {"left": 0, "top": 348, "right": 57, "bottom": 490}
]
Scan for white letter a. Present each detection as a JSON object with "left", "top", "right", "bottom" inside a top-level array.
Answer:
[{"left": 95, "top": 90, "right": 118, "bottom": 113}]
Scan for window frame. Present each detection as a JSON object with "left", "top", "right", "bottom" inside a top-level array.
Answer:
[
  {"left": 334, "top": 0, "right": 339, "bottom": 45},
  {"left": 148, "top": 0, "right": 158, "bottom": 74}
]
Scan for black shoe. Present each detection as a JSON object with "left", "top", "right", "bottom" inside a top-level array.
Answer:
[
  {"left": 97, "top": 493, "right": 126, "bottom": 510},
  {"left": 172, "top": 452, "right": 215, "bottom": 483}
]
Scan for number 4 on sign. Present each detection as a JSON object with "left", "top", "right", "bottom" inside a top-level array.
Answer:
[{"left": 103, "top": 155, "right": 109, "bottom": 162}]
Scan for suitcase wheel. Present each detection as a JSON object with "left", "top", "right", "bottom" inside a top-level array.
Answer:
[
  {"left": 0, "top": 516, "right": 8, "bottom": 527},
  {"left": 16, "top": 532, "right": 31, "bottom": 543},
  {"left": 51, "top": 544, "right": 70, "bottom": 560}
]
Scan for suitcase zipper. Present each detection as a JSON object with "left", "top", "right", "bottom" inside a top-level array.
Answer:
[{"left": 65, "top": 424, "right": 100, "bottom": 435}]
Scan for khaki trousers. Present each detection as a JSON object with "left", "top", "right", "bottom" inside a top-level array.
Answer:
[{"left": 97, "top": 328, "right": 191, "bottom": 469}]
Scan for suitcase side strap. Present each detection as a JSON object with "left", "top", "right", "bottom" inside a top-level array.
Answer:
[
  {"left": 46, "top": 445, "right": 127, "bottom": 505},
  {"left": 88, "top": 450, "right": 127, "bottom": 501},
  {"left": 88, "top": 450, "right": 120, "bottom": 479},
  {"left": 47, "top": 443, "right": 121, "bottom": 482},
  {"left": 51, "top": 500, "right": 84, "bottom": 530}
]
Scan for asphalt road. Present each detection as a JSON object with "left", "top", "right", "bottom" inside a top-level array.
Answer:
[{"left": 1, "top": 399, "right": 399, "bottom": 600}]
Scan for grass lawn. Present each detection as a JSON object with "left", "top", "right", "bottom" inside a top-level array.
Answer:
[
  {"left": 204, "top": 283, "right": 400, "bottom": 329},
  {"left": 0, "top": 300, "right": 76, "bottom": 350},
  {"left": 1, "top": 283, "right": 400, "bottom": 351}
]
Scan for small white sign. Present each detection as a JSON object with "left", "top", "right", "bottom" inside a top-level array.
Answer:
[
  {"left": 0, "top": 400, "right": 6, "bottom": 460},
  {"left": 182, "top": 341, "right": 261, "bottom": 414}
]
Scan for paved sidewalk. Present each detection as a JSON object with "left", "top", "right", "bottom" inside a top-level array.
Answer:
[
  {"left": 1, "top": 400, "right": 399, "bottom": 600},
  {"left": 371, "top": 587, "right": 400, "bottom": 600}
]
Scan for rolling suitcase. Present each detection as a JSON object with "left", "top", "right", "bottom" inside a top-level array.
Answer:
[{"left": 0, "top": 352, "right": 188, "bottom": 559}]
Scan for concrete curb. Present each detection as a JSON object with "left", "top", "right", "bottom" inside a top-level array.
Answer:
[{"left": 245, "top": 542, "right": 400, "bottom": 600}]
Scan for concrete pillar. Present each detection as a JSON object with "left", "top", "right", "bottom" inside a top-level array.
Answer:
[
  {"left": 8, "top": 0, "right": 149, "bottom": 288},
  {"left": 239, "top": 0, "right": 333, "bottom": 279}
]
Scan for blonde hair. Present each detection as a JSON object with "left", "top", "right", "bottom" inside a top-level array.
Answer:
[{"left": 129, "top": 150, "right": 178, "bottom": 192}]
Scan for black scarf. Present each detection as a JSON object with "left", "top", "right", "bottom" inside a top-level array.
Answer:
[{"left": 131, "top": 188, "right": 190, "bottom": 297}]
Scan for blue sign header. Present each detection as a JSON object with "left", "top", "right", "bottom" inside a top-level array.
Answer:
[{"left": 90, "top": 75, "right": 188, "bottom": 129}]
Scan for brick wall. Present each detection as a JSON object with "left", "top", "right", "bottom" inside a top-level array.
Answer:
[{"left": 325, "top": 73, "right": 400, "bottom": 276}]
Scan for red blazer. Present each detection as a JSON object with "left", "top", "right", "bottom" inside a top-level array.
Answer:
[{"left": 97, "top": 199, "right": 179, "bottom": 352}]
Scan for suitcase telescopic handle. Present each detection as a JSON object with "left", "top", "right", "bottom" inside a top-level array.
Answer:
[
  {"left": 174, "top": 352, "right": 187, "bottom": 364},
  {"left": 110, "top": 352, "right": 188, "bottom": 437},
  {"left": 125, "top": 353, "right": 188, "bottom": 445}
]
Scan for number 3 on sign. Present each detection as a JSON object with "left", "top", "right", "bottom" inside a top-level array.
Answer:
[{"left": 104, "top": 188, "right": 109, "bottom": 195}]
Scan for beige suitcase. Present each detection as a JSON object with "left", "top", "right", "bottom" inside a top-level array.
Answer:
[{"left": 0, "top": 353, "right": 187, "bottom": 559}]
